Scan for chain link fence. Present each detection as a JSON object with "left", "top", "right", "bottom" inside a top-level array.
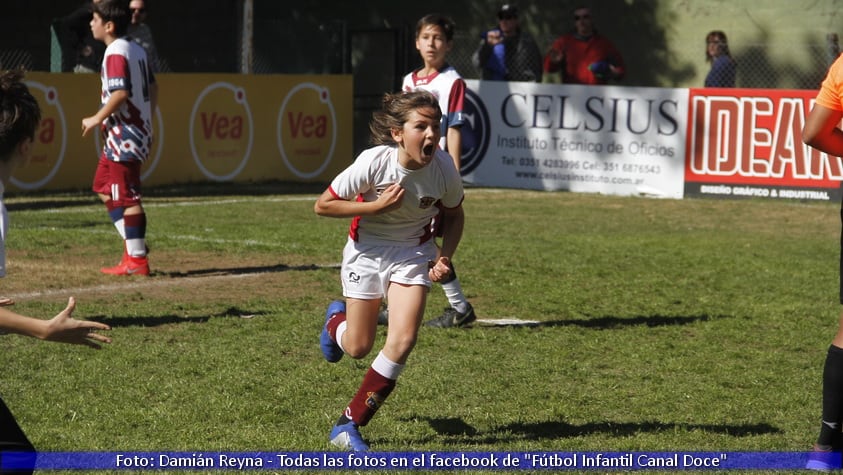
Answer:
[
  {"left": 0, "top": 50, "right": 35, "bottom": 71},
  {"left": 1, "top": 28, "right": 836, "bottom": 91},
  {"left": 445, "top": 32, "right": 836, "bottom": 90}
]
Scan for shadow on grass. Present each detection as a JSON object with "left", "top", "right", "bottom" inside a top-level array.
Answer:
[
  {"left": 91, "top": 306, "right": 270, "bottom": 328},
  {"left": 536, "top": 314, "right": 721, "bottom": 329},
  {"left": 414, "top": 417, "right": 780, "bottom": 445},
  {"left": 6, "top": 199, "right": 100, "bottom": 212},
  {"left": 158, "top": 263, "right": 339, "bottom": 278}
]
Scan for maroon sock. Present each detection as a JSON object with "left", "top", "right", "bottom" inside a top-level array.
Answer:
[
  {"left": 326, "top": 311, "right": 345, "bottom": 342},
  {"left": 344, "top": 368, "right": 396, "bottom": 426}
]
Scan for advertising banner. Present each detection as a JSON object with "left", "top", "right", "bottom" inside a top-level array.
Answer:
[
  {"left": 684, "top": 88, "right": 842, "bottom": 201},
  {"left": 15, "top": 73, "right": 353, "bottom": 192},
  {"left": 461, "top": 80, "right": 689, "bottom": 199}
]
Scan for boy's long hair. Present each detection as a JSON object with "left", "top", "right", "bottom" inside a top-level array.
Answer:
[
  {"left": 369, "top": 91, "right": 442, "bottom": 146},
  {"left": 94, "top": 0, "right": 132, "bottom": 37},
  {"left": 0, "top": 70, "right": 41, "bottom": 161},
  {"left": 415, "top": 13, "right": 456, "bottom": 41}
]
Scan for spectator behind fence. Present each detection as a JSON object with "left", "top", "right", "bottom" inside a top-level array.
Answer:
[
  {"left": 704, "top": 30, "right": 736, "bottom": 88},
  {"left": 53, "top": 1, "right": 105, "bottom": 73},
  {"left": 472, "top": 4, "right": 543, "bottom": 82},
  {"left": 128, "top": 0, "right": 160, "bottom": 72},
  {"left": 543, "top": 5, "right": 625, "bottom": 84}
]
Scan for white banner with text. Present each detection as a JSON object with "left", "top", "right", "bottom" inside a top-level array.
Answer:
[{"left": 460, "top": 80, "right": 689, "bottom": 199}]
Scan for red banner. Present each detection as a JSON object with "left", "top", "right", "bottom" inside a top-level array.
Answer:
[{"left": 684, "top": 88, "right": 842, "bottom": 201}]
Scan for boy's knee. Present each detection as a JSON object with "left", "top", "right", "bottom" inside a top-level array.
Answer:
[{"left": 343, "top": 339, "right": 375, "bottom": 359}]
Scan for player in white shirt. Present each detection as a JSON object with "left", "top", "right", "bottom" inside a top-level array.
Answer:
[
  {"left": 400, "top": 13, "right": 474, "bottom": 328},
  {"left": 315, "top": 90, "right": 465, "bottom": 451}
]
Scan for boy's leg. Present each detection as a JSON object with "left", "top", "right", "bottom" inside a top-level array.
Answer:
[
  {"left": 808, "top": 240, "right": 843, "bottom": 470},
  {"left": 329, "top": 284, "right": 424, "bottom": 451},
  {"left": 425, "top": 210, "right": 474, "bottom": 328},
  {"left": 95, "top": 159, "right": 148, "bottom": 275},
  {"left": 329, "top": 352, "right": 403, "bottom": 452},
  {"left": 426, "top": 261, "right": 476, "bottom": 328}
]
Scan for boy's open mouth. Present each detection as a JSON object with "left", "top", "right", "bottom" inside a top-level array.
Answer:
[{"left": 423, "top": 144, "right": 435, "bottom": 156}]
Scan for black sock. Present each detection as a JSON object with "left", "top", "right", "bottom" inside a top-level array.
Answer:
[
  {"left": 335, "top": 414, "right": 351, "bottom": 426},
  {"left": 819, "top": 345, "right": 843, "bottom": 447},
  {"left": 442, "top": 261, "right": 457, "bottom": 284}
]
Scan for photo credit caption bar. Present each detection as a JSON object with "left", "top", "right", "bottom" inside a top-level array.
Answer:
[{"left": 2, "top": 451, "right": 834, "bottom": 471}]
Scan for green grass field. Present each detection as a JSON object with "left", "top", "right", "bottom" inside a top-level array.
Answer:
[{"left": 1, "top": 183, "right": 839, "bottom": 473}]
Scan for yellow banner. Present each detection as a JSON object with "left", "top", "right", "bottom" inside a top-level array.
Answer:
[{"left": 15, "top": 73, "right": 353, "bottom": 191}]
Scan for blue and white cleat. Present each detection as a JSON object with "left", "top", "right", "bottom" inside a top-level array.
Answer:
[
  {"left": 807, "top": 445, "right": 842, "bottom": 471},
  {"left": 329, "top": 421, "right": 369, "bottom": 451},
  {"left": 320, "top": 300, "right": 345, "bottom": 363}
]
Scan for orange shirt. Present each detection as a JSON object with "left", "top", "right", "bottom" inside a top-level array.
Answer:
[{"left": 817, "top": 55, "right": 843, "bottom": 111}]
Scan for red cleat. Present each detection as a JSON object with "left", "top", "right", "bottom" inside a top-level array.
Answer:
[{"left": 100, "top": 255, "right": 150, "bottom": 276}]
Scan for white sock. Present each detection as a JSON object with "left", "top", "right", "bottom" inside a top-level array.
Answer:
[
  {"left": 371, "top": 351, "right": 404, "bottom": 380},
  {"left": 442, "top": 278, "right": 469, "bottom": 314},
  {"left": 113, "top": 219, "right": 126, "bottom": 239},
  {"left": 126, "top": 239, "right": 147, "bottom": 257},
  {"left": 335, "top": 321, "right": 348, "bottom": 354}
]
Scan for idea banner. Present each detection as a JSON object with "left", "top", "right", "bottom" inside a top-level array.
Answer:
[{"left": 684, "top": 87, "right": 842, "bottom": 201}]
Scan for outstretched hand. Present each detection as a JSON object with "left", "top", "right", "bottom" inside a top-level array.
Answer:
[
  {"left": 429, "top": 256, "right": 452, "bottom": 283},
  {"left": 44, "top": 297, "right": 112, "bottom": 349}
]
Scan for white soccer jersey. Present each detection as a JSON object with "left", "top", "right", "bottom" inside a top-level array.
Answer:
[
  {"left": 402, "top": 66, "right": 466, "bottom": 151},
  {"left": 99, "top": 37, "right": 156, "bottom": 162},
  {"left": 328, "top": 145, "right": 464, "bottom": 247}
]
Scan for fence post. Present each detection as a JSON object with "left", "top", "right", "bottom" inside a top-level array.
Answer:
[{"left": 240, "top": 0, "right": 254, "bottom": 74}]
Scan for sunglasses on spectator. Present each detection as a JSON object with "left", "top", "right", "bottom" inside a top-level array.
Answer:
[
  {"left": 131, "top": 8, "right": 146, "bottom": 13},
  {"left": 574, "top": 14, "right": 591, "bottom": 20}
]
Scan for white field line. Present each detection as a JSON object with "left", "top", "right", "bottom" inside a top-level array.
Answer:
[
  {"left": 27, "top": 226, "right": 268, "bottom": 247},
  {"left": 8, "top": 189, "right": 500, "bottom": 300}
]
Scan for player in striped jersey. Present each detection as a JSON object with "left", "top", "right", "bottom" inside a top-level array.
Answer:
[{"left": 82, "top": 0, "right": 157, "bottom": 276}]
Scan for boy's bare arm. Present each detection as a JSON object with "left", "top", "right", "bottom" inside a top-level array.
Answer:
[
  {"left": 81, "top": 90, "right": 129, "bottom": 136},
  {"left": 446, "top": 126, "right": 462, "bottom": 171},
  {"left": 0, "top": 297, "right": 111, "bottom": 349}
]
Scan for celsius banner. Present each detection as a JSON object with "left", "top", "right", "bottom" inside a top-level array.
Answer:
[
  {"left": 14, "top": 73, "right": 352, "bottom": 192},
  {"left": 461, "top": 80, "right": 688, "bottom": 199},
  {"left": 684, "top": 88, "right": 842, "bottom": 201}
]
